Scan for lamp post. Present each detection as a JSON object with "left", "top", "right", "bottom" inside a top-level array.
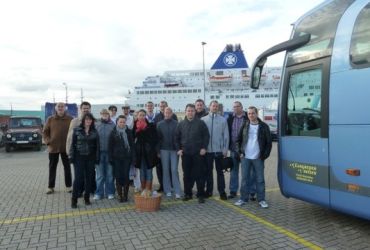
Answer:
[
  {"left": 201, "top": 41, "right": 206, "bottom": 102},
  {"left": 62, "top": 82, "right": 68, "bottom": 104}
]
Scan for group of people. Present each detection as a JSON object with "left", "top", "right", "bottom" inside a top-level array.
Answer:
[{"left": 43, "top": 99, "right": 272, "bottom": 209}]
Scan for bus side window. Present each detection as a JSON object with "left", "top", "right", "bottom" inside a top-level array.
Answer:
[
  {"left": 286, "top": 68, "right": 322, "bottom": 137},
  {"left": 350, "top": 4, "right": 370, "bottom": 68}
]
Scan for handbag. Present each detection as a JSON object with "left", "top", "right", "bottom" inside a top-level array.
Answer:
[{"left": 222, "top": 157, "right": 234, "bottom": 172}]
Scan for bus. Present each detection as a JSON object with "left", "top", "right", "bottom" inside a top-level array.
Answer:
[{"left": 250, "top": 0, "right": 370, "bottom": 220}]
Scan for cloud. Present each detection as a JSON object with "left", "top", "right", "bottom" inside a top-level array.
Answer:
[{"left": 0, "top": 0, "right": 324, "bottom": 110}]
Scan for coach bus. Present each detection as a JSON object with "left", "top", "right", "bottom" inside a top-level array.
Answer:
[{"left": 250, "top": 0, "right": 370, "bottom": 220}]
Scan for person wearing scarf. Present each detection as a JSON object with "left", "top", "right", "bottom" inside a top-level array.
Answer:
[
  {"left": 108, "top": 115, "right": 134, "bottom": 202},
  {"left": 133, "top": 109, "right": 158, "bottom": 196}
]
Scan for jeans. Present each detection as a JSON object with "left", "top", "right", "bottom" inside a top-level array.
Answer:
[
  {"left": 140, "top": 161, "right": 153, "bottom": 182},
  {"left": 160, "top": 150, "right": 181, "bottom": 195},
  {"left": 182, "top": 154, "right": 205, "bottom": 198},
  {"left": 48, "top": 152, "right": 72, "bottom": 188},
  {"left": 72, "top": 156, "right": 95, "bottom": 199},
  {"left": 95, "top": 152, "right": 115, "bottom": 197},
  {"left": 240, "top": 158, "right": 265, "bottom": 202},
  {"left": 205, "top": 152, "right": 226, "bottom": 195},
  {"left": 229, "top": 151, "right": 256, "bottom": 195}
]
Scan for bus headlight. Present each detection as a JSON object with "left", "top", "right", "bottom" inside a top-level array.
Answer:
[{"left": 6, "top": 134, "right": 11, "bottom": 139}]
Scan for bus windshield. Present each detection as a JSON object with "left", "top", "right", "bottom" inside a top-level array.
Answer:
[{"left": 286, "top": 0, "right": 354, "bottom": 66}]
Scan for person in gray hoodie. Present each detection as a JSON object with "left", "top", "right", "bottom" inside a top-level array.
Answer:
[
  {"left": 201, "top": 100, "right": 229, "bottom": 200},
  {"left": 156, "top": 107, "right": 181, "bottom": 199},
  {"left": 94, "top": 109, "right": 116, "bottom": 200}
]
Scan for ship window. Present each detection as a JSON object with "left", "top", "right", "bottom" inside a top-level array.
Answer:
[
  {"left": 242, "top": 70, "right": 247, "bottom": 75},
  {"left": 210, "top": 95, "right": 214, "bottom": 99},
  {"left": 256, "top": 95, "right": 260, "bottom": 98},
  {"left": 158, "top": 90, "right": 162, "bottom": 94},
  {"left": 226, "top": 95, "right": 229, "bottom": 99},
  {"left": 153, "top": 91, "right": 158, "bottom": 94},
  {"left": 230, "top": 95, "right": 234, "bottom": 98},
  {"left": 178, "top": 90, "right": 182, "bottom": 93},
  {"left": 198, "top": 89, "right": 201, "bottom": 93},
  {"left": 163, "top": 90, "right": 167, "bottom": 94},
  {"left": 245, "top": 95, "right": 249, "bottom": 98},
  {"left": 261, "top": 94, "right": 264, "bottom": 98},
  {"left": 168, "top": 90, "right": 172, "bottom": 94},
  {"left": 145, "top": 91, "right": 149, "bottom": 94},
  {"left": 150, "top": 91, "right": 153, "bottom": 94},
  {"left": 235, "top": 95, "right": 240, "bottom": 98},
  {"left": 274, "top": 94, "right": 278, "bottom": 97},
  {"left": 216, "top": 71, "right": 223, "bottom": 75},
  {"left": 216, "top": 96, "right": 220, "bottom": 99},
  {"left": 304, "top": 93, "right": 308, "bottom": 96},
  {"left": 173, "top": 90, "right": 177, "bottom": 94}
]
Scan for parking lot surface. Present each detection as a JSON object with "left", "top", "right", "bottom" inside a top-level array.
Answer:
[{"left": 0, "top": 143, "right": 369, "bottom": 249}]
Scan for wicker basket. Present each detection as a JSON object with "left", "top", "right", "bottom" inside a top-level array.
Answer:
[{"left": 134, "top": 193, "right": 162, "bottom": 212}]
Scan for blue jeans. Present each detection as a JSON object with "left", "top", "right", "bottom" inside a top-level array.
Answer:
[
  {"left": 140, "top": 161, "right": 153, "bottom": 182},
  {"left": 160, "top": 150, "right": 181, "bottom": 195},
  {"left": 229, "top": 151, "right": 256, "bottom": 195},
  {"left": 95, "top": 152, "right": 115, "bottom": 197},
  {"left": 240, "top": 158, "right": 265, "bottom": 202}
]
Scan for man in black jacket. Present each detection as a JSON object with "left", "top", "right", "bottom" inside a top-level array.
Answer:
[
  {"left": 153, "top": 100, "right": 177, "bottom": 192},
  {"left": 175, "top": 104, "right": 210, "bottom": 203},
  {"left": 235, "top": 106, "right": 272, "bottom": 208}
]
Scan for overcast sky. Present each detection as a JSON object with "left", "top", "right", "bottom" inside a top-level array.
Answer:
[{"left": 0, "top": 0, "right": 324, "bottom": 110}]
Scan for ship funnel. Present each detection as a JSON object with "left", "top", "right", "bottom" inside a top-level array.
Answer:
[{"left": 211, "top": 44, "right": 248, "bottom": 70}]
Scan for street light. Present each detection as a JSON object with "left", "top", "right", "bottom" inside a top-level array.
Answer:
[
  {"left": 62, "top": 82, "right": 68, "bottom": 104},
  {"left": 201, "top": 41, "right": 207, "bottom": 102}
]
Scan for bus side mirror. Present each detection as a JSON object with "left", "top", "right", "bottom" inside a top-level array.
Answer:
[
  {"left": 251, "top": 66, "right": 262, "bottom": 89},
  {"left": 251, "top": 57, "right": 266, "bottom": 89}
]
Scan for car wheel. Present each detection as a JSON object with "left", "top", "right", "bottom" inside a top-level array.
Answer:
[{"left": 35, "top": 144, "right": 41, "bottom": 151}]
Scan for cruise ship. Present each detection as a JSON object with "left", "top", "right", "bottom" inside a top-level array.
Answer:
[{"left": 126, "top": 44, "right": 281, "bottom": 113}]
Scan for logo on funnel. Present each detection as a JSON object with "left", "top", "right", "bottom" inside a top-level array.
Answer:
[{"left": 223, "top": 53, "right": 237, "bottom": 67}]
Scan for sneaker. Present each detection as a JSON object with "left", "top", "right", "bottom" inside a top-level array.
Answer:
[
  {"left": 220, "top": 193, "right": 228, "bottom": 200},
  {"left": 259, "top": 200, "right": 269, "bottom": 208},
  {"left": 175, "top": 194, "right": 181, "bottom": 199},
  {"left": 46, "top": 188, "right": 54, "bottom": 195},
  {"left": 228, "top": 192, "right": 237, "bottom": 199},
  {"left": 65, "top": 187, "right": 72, "bottom": 193},
  {"left": 166, "top": 192, "right": 172, "bottom": 197},
  {"left": 107, "top": 195, "right": 115, "bottom": 200},
  {"left": 234, "top": 199, "right": 246, "bottom": 206},
  {"left": 93, "top": 195, "right": 101, "bottom": 200}
]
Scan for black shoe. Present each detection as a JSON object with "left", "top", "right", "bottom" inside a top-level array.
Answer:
[
  {"left": 250, "top": 194, "right": 257, "bottom": 201},
  {"left": 204, "top": 193, "right": 212, "bottom": 198},
  {"left": 157, "top": 187, "right": 164, "bottom": 193},
  {"left": 228, "top": 192, "right": 237, "bottom": 199},
  {"left": 182, "top": 195, "right": 192, "bottom": 201},
  {"left": 71, "top": 198, "right": 77, "bottom": 209},
  {"left": 84, "top": 197, "right": 91, "bottom": 205},
  {"left": 198, "top": 197, "right": 205, "bottom": 203},
  {"left": 220, "top": 193, "right": 228, "bottom": 200}
]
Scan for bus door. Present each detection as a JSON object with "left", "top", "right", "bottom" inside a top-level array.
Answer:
[
  {"left": 278, "top": 57, "right": 330, "bottom": 207},
  {"left": 328, "top": 2, "right": 370, "bottom": 219}
]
